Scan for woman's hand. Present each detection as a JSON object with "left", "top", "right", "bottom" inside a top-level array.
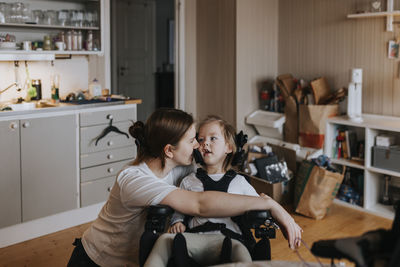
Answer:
[
  {"left": 260, "top": 193, "right": 303, "bottom": 249},
  {"left": 169, "top": 222, "right": 186, "bottom": 233}
]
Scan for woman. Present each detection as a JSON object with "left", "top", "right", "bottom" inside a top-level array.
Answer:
[{"left": 68, "top": 108, "right": 302, "bottom": 267}]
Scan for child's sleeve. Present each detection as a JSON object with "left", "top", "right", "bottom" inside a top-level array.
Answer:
[
  {"left": 237, "top": 175, "right": 259, "bottom": 197},
  {"left": 170, "top": 211, "right": 185, "bottom": 225}
]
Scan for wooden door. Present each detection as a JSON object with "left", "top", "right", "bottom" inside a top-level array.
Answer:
[{"left": 115, "top": 0, "right": 156, "bottom": 121}]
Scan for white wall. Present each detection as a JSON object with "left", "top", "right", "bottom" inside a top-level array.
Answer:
[{"left": 0, "top": 58, "right": 90, "bottom": 102}]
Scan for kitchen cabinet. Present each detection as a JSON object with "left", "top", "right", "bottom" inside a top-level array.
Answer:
[
  {"left": 0, "top": 114, "right": 78, "bottom": 224},
  {"left": 0, "top": 120, "right": 21, "bottom": 228},
  {"left": 0, "top": 104, "right": 137, "bottom": 231},
  {"left": 0, "top": 0, "right": 105, "bottom": 58},
  {"left": 20, "top": 114, "right": 78, "bottom": 221},
  {"left": 79, "top": 106, "right": 136, "bottom": 207}
]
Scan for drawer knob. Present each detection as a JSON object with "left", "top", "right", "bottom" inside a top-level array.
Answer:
[
  {"left": 22, "top": 122, "right": 30, "bottom": 128},
  {"left": 10, "top": 122, "right": 18, "bottom": 129},
  {"left": 107, "top": 154, "right": 114, "bottom": 159},
  {"left": 106, "top": 114, "right": 113, "bottom": 120},
  {"left": 107, "top": 141, "right": 113, "bottom": 146},
  {"left": 107, "top": 167, "right": 114, "bottom": 173}
]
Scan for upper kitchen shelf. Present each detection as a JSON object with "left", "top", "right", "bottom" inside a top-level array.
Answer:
[{"left": 0, "top": 22, "right": 99, "bottom": 31}]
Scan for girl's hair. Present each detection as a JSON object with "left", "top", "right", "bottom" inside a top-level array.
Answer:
[
  {"left": 198, "top": 115, "right": 237, "bottom": 171},
  {"left": 129, "top": 108, "right": 194, "bottom": 168}
]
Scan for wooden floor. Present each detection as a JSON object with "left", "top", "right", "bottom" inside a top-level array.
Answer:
[{"left": 0, "top": 203, "right": 393, "bottom": 267}]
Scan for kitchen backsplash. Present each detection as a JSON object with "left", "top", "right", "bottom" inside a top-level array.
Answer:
[{"left": 0, "top": 57, "right": 90, "bottom": 102}]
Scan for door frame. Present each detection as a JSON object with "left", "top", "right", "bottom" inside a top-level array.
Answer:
[{"left": 111, "top": 0, "right": 186, "bottom": 110}]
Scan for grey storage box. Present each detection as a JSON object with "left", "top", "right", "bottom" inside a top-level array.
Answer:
[{"left": 372, "top": 146, "right": 400, "bottom": 172}]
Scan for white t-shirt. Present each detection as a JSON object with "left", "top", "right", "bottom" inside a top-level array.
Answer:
[
  {"left": 171, "top": 171, "right": 259, "bottom": 234},
  {"left": 82, "top": 162, "right": 193, "bottom": 267}
]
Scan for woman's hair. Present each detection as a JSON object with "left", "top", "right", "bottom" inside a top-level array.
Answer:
[
  {"left": 129, "top": 108, "right": 194, "bottom": 168},
  {"left": 198, "top": 115, "right": 237, "bottom": 171}
]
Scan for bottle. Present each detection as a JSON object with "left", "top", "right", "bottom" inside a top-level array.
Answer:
[
  {"left": 51, "top": 74, "right": 60, "bottom": 103},
  {"left": 89, "top": 78, "right": 102, "bottom": 97},
  {"left": 72, "top": 30, "right": 78, "bottom": 51},
  {"left": 31, "top": 79, "right": 42, "bottom": 100},
  {"left": 77, "top": 30, "right": 82, "bottom": 50},
  {"left": 66, "top": 30, "right": 72, "bottom": 50},
  {"left": 86, "top": 30, "right": 93, "bottom": 51}
]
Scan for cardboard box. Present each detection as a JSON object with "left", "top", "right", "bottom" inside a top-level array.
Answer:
[
  {"left": 243, "top": 142, "right": 296, "bottom": 204},
  {"left": 248, "top": 175, "right": 293, "bottom": 205}
]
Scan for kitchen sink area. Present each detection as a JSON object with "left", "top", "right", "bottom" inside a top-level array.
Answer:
[{"left": 0, "top": 98, "right": 135, "bottom": 117}]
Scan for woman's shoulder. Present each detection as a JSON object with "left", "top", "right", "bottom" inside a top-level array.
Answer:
[{"left": 117, "top": 163, "right": 153, "bottom": 183}]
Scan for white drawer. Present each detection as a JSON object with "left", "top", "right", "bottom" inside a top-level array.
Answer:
[
  {"left": 80, "top": 121, "right": 134, "bottom": 153},
  {"left": 80, "top": 107, "right": 136, "bottom": 127},
  {"left": 81, "top": 176, "right": 115, "bottom": 207},
  {"left": 80, "top": 146, "right": 136, "bottom": 168},
  {"left": 81, "top": 159, "right": 132, "bottom": 183}
]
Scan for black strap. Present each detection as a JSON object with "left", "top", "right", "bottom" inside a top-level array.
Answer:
[
  {"left": 195, "top": 168, "right": 237, "bottom": 192},
  {"left": 187, "top": 221, "right": 245, "bottom": 244},
  {"left": 187, "top": 221, "right": 227, "bottom": 233}
]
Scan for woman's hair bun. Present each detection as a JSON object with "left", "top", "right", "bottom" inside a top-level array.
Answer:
[{"left": 129, "top": 121, "right": 145, "bottom": 140}]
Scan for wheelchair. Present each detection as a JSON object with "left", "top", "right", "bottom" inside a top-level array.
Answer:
[{"left": 139, "top": 205, "right": 279, "bottom": 267}]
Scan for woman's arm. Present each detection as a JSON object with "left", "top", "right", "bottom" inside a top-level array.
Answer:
[{"left": 161, "top": 189, "right": 302, "bottom": 249}]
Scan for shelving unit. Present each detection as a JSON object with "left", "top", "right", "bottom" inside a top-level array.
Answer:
[
  {"left": 0, "top": 0, "right": 104, "bottom": 59},
  {"left": 325, "top": 114, "right": 400, "bottom": 219},
  {"left": 347, "top": 0, "right": 398, "bottom": 31}
]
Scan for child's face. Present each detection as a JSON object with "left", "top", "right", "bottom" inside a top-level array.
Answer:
[{"left": 197, "top": 121, "right": 232, "bottom": 171}]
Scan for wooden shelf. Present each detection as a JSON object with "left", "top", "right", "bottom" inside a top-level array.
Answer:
[
  {"left": 347, "top": 11, "right": 400, "bottom": 18},
  {"left": 0, "top": 22, "right": 99, "bottom": 31},
  {"left": 331, "top": 158, "right": 365, "bottom": 170},
  {"left": 347, "top": 0, "right": 399, "bottom": 31},
  {"left": 368, "top": 166, "right": 400, "bottom": 177}
]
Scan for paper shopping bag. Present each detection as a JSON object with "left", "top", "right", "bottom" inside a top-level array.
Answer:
[{"left": 294, "top": 161, "right": 344, "bottom": 219}]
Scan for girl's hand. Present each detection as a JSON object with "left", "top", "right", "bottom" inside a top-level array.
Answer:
[
  {"left": 169, "top": 222, "right": 186, "bottom": 233},
  {"left": 261, "top": 194, "right": 303, "bottom": 249}
]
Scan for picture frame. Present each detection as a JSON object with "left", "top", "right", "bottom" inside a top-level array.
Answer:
[{"left": 388, "top": 40, "right": 399, "bottom": 59}]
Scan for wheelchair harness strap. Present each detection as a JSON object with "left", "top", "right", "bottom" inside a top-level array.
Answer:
[
  {"left": 186, "top": 168, "right": 249, "bottom": 245},
  {"left": 195, "top": 168, "right": 237, "bottom": 192}
]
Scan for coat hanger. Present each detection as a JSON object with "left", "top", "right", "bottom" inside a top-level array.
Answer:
[{"left": 95, "top": 119, "right": 129, "bottom": 146}]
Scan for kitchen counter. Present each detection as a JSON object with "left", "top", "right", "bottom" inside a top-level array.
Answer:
[{"left": 0, "top": 98, "right": 142, "bottom": 120}]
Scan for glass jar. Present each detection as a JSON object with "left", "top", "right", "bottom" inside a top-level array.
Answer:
[
  {"left": 43, "top": 35, "right": 52, "bottom": 50},
  {"left": 31, "top": 79, "right": 42, "bottom": 100}
]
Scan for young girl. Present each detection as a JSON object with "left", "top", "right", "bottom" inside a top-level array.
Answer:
[
  {"left": 170, "top": 115, "right": 260, "bottom": 235},
  {"left": 68, "top": 109, "right": 301, "bottom": 267}
]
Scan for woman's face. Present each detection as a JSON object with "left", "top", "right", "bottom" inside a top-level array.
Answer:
[{"left": 171, "top": 124, "right": 199, "bottom": 166}]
